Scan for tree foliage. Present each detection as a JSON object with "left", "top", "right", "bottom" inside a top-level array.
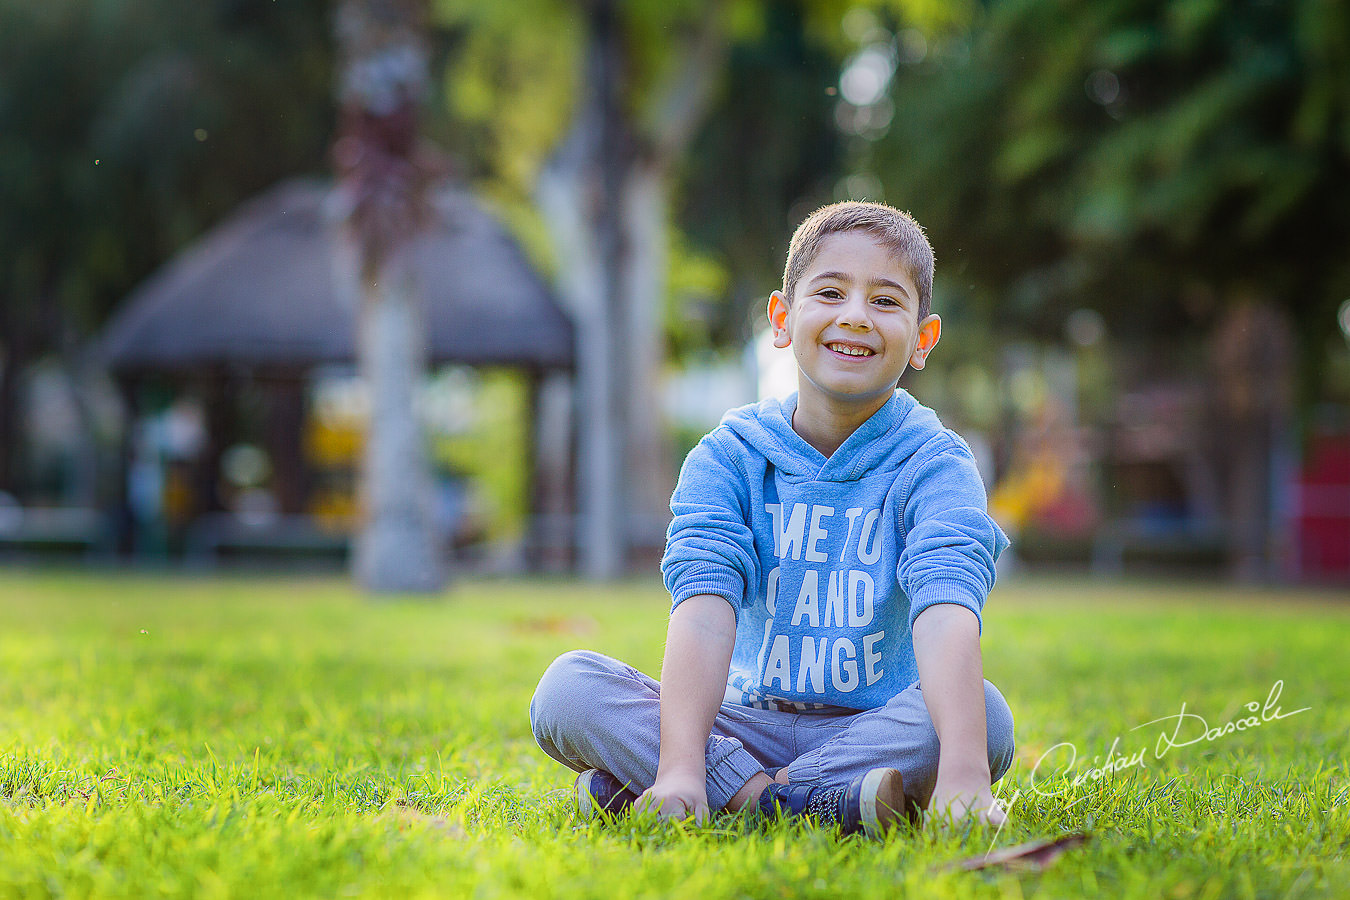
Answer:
[
  {"left": 0, "top": 0, "right": 333, "bottom": 337},
  {"left": 433, "top": 0, "right": 961, "bottom": 356},
  {"left": 674, "top": 3, "right": 846, "bottom": 353},
  {"left": 872, "top": 0, "right": 1350, "bottom": 389},
  {"left": 0, "top": 0, "right": 333, "bottom": 490}
]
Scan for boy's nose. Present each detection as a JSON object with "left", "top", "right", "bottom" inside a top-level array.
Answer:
[{"left": 835, "top": 296, "right": 873, "bottom": 329}]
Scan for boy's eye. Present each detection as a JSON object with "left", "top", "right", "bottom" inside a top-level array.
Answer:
[
  {"left": 873, "top": 296, "right": 900, "bottom": 307},
  {"left": 818, "top": 287, "right": 844, "bottom": 299}
]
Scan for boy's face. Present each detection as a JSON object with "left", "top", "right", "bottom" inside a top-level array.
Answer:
[{"left": 768, "top": 230, "right": 941, "bottom": 419}]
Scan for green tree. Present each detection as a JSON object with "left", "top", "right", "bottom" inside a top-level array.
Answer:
[
  {"left": 871, "top": 0, "right": 1350, "bottom": 575},
  {"left": 875, "top": 0, "right": 1350, "bottom": 383},
  {"left": 675, "top": 2, "right": 849, "bottom": 353},
  {"left": 436, "top": 0, "right": 961, "bottom": 577},
  {"left": 0, "top": 0, "right": 332, "bottom": 495}
]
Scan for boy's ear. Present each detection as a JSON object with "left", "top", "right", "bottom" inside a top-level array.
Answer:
[
  {"left": 909, "top": 314, "right": 941, "bottom": 369},
  {"left": 768, "top": 291, "right": 791, "bottom": 348}
]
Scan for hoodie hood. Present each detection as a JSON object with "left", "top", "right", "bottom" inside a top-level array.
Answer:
[{"left": 719, "top": 390, "right": 945, "bottom": 483}]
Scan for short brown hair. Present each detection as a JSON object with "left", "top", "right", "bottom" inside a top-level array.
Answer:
[{"left": 783, "top": 201, "right": 934, "bottom": 319}]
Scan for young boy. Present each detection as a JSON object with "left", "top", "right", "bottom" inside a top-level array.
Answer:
[{"left": 531, "top": 201, "right": 1013, "bottom": 836}]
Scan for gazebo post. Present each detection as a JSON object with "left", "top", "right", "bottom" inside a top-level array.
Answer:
[
  {"left": 264, "top": 370, "right": 309, "bottom": 516},
  {"left": 113, "top": 376, "right": 140, "bottom": 557},
  {"left": 199, "top": 371, "right": 231, "bottom": 516},
  {"left": 527, "top": 368, "right": 576, "bottom": 572},
  {"left": 523, "top": 368, "right": 541, "bottom": 570}
]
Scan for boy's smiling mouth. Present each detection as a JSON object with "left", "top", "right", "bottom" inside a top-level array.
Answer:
[{"left": 825, "top": 341, "right": 876, "bottom": 357}]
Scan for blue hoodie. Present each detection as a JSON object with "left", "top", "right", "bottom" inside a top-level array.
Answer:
[{"left": 661, "top": 390, "right": 1009, "bottom": 712}]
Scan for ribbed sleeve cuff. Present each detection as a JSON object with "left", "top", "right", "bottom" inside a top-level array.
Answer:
[
  {"left": 670, "top": 569, "right": 744, "bottom": 621},
  {"left": 908, "top": 579, "right": 985, "bottom": 634}
]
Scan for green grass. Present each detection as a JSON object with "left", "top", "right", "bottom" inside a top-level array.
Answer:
[{"left": 1, "top": 570, "right": 1347, "bottom": 899}]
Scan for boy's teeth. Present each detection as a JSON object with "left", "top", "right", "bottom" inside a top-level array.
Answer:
[{"left": 829, "top": 343, "right": 872, "bottom": 356}]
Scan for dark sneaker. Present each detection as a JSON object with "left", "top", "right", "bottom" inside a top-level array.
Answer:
[
  {"left": 757, "top": 767, "right": 909, "bottom": 838},
  {"left": 575, "top": 769, "right": 639, "bottom": 820}
]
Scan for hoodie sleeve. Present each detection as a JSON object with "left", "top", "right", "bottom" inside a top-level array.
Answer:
[
  {"left": 661, "top": 433, "right": 759, "bottom": 622},
  {"left": 897, "top": 435, "right": 1010, "bottom": 633}
]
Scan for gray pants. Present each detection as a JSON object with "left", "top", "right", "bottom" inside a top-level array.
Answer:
[{"left": 530, "top": 649, "right": 1015, "bottom": 811}]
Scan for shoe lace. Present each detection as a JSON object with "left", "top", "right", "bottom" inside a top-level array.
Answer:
[{"left": 804, "top": 785, "right": 844, "bottom": 823}]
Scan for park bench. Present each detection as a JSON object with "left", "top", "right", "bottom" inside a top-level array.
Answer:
[
  {"left": 183, "top": 512, "right": 349, "bottom": 568},
  {"left": 0, "top": 505, "right": 115, "bottom": 560},
  {"left": 1090, "top": 518, "right": 1227, "bottom": 574}
]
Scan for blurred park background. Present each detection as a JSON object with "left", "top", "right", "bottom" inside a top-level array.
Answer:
[{"left": 3, "top": 0, "right": 1349, "bottom": 589}]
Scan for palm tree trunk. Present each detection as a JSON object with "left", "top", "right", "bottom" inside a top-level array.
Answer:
[
  {"left": 536, "top": 0, "right": 724, "bottom": 578},
  {"left": 536, "top": 0, "right": 629, "bottom": 579},
  {"left": 335, "top": 0, "right": 445, "bottom": 593}
]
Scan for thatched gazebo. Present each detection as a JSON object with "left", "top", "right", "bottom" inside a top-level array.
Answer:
[{"left": 98, "top": 177, "right": 575, "bottom": 566}]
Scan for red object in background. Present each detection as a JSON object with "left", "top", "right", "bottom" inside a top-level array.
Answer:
[{"left": 1294, "top": 431, "right": 1350, "bottom": 579}]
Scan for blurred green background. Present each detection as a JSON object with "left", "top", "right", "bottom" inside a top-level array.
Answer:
[{"left": 2, "top": 0, "right": 1348, "bottom": 582}]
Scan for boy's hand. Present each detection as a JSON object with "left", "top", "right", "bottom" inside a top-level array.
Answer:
[
  {"left": 635, "top": 771, "right": 709, "bottom": 823},
  {"left": 927, "top": 769, "right": 1007, "bottom": 827}
]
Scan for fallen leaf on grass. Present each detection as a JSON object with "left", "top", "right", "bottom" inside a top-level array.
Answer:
[
  {"left": 383, "top": 799, "right": 468, "bottom": 839},
  {"left": 510, "top": 616, "right": 598, "bottom": 636},
  {"left": 947, "top": 832, "right": 1089, "bottom": 872}
]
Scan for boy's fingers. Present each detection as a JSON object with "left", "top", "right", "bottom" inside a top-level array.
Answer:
[
  {"left": 659, "top": 798, "right": 693, "bottom": 820},
  {"left": 635, "top": 789, "right": 668, "bottom": 816},
  {"left": 972, "top": 793, "right": 1007, "bottom": 825},
  {"left": 634, "top": 787, "right": 707, "bottom": 822},
  {"left": 922, "top": 794, "right": 999, "bottom": 831},
  {"left": 639, "top": 793, "right": 688, "bottom": 819}
]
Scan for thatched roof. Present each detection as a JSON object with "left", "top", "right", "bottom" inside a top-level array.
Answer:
[{"left": 99, "top": 178, "right": 573, "bottom": 374}]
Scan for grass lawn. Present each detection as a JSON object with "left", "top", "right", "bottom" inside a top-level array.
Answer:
[{"left": 1, "top": 569, "right": 1347, "bottom": 899}]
